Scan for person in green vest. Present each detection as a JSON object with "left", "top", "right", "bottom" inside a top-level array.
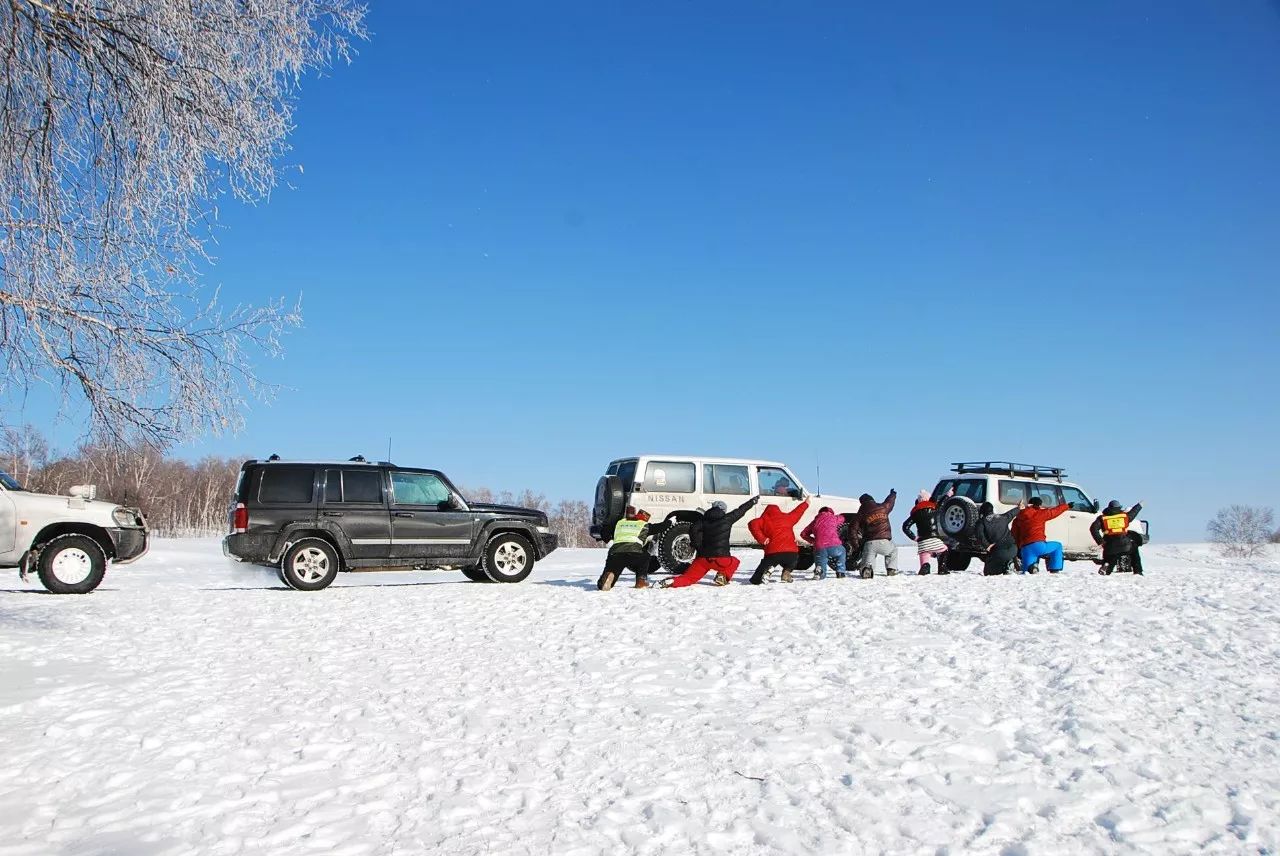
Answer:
[{"left": 598, "top": 507, "right": 670, "bottom": 591}]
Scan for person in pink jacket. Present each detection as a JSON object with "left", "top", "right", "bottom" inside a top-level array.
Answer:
[{"left": 800, "top": 506, "right": 847, "bottom": 580}]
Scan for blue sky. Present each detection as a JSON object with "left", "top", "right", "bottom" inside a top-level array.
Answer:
[{"left": 16, "top": 1, "right": 1280, "bottom": 540}]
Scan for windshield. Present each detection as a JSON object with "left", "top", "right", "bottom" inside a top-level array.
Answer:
[{"left": 0, "top": 471, "right": 23, "bottom": 491}]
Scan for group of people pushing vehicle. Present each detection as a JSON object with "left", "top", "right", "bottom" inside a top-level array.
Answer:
[{"left": 596, "top": 488, "right": 1146, "bottom": 591}]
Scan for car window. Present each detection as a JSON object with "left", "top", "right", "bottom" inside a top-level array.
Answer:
[
  {"left": 0, "top": 471, "right": 23, "bottom": 490},
  {"left": 933, "top": 479, "right": 985, "bottom": 502},
  {"left": 642, "top": 461, "right": 695, "bottom": 493},
  {"left": 391, "top": 471, "right": 451, "bottom": 506},
  {"left": 1029, "top": 483, "right": 1062, "bottom": 506},
  {"left": 1060, "top": 486, "right": 1092, "bottom": 511},
  {"left": 758, "top": 467, "right": 798, "bottom": 497},
  {"left": 616, "top": 459, "right": 637, "bottom": 488},
  {"left": 703, "top": 464, "right": 750, "bottom": 495},
  {"left": 258, "top": 467, "right": 315, "bottom": 503},
  {"left": 323, "top": 469, "right": 342, "bottom": 503},
  {"left": 998, "top": 480, "right": 1029, "bottom": 505},
  {"left": 340, "top": 469, "right": 383, "bottom": 504}
]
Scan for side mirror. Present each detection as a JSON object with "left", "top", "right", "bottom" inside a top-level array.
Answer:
[
  {"left": 1091, "top": 500, "right": 1100, "bottom": 513},
  {"left": 443, "top": 494, "right": 464, "bottom": 510},
  {"left": 788, "top": 488, "right": 803, "bottom": 500}
]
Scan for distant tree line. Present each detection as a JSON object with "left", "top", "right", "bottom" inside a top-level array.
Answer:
[{"left": 1, "top": 425, "right": 599, "bottom": 546}]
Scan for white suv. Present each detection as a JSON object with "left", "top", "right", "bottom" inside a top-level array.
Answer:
[
  {"left": 0, "top": 470, "right": 149, "bottom": 593},
  {"left": 931, "top": 462, "right": 1148, "bottom": 572},
  {"left": 590, "top": 455, "right": 863, "bottom": 573}
]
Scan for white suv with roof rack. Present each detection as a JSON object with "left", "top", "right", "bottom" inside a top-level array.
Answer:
[
  {"left": 931, "top": 462, "right": 1149, "bottom": 572},
  {"left": 590, "top": 455, "right": 863, "bottom": 573}
]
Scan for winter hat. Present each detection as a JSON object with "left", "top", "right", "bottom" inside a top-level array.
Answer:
[
  {"left": 1106, "top": 500, "right": 1123, "bottom": 512},
  {"left": 1028, "top": 497, "right": 1043, "bottom": 507},
  {"left": 711, "top": 500, "right": 728, "bottom": 512},
  {"left": 859, "top": 493, "right": 874, "bottom": 504},
  {"left": 979, "top": 501, "right": 994, "bottom": 516},
  {"left": 819, "top": 506, "right": 833, "bottom": 515},
  {"left": 918, "top": 489, "right": 931, "bottom": 503}
]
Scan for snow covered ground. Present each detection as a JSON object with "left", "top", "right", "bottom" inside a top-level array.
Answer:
[{"left": 1, "top": 540, "right": 1277, "bottom": 856}]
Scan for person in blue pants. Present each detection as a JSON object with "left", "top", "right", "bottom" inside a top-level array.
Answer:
[{"left": 1013, "top": 497, "right": 1070, "bottom": 574}]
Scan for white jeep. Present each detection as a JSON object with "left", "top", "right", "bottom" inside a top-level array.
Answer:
[
  {"left": 931, "top": 462, "right": 1149, "bottom": 572},
  {"left": 590, "top": 455, "right": 863, "bottom": 573},
  {"left": 0, "top": 470, "right": 149, "bottom": 593}
]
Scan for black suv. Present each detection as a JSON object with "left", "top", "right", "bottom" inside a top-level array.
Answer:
[{"left": 222, "top": 457, "right": 557, "bottom": 590}]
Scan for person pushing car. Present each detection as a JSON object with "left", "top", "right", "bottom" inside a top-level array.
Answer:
[
  {"left": 1013, "top": 496, "right": 1070, "bottom": 574},
  {"left": 660, "top": 496, "right": 760, "bottom": 588},
  {"left": 747, "top": 497, "right": 809, "bottom": 584},
  {"left": 1090, "top": 499, "right": 1145, "bottom": 575},
  {"left": 598, "top": 507, "right": 670, "bottom": 591}
]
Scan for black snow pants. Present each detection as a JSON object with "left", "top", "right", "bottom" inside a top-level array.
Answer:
[
  {"left": 983, "top": 545, "right": 1016, "bottom": 576},
  {"left": 750, "top": 551, "right": 799, "bottom": 585},
  {"left": 598, "top": 551, "right": 650, "bottom": 589}
]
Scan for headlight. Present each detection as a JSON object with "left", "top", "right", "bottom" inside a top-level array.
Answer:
[
  {"left": 112, "top": 507, "right": 138, "bottom": 527},
  {"left": 536, "top": 526, "right": 551, "bottom": 534}
]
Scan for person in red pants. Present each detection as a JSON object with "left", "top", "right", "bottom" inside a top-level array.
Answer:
[{"left": 660, "top": 495, "right": 760, "bottom": 588}]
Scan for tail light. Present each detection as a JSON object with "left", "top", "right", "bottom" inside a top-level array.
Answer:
[{"left": 232, "top": 503, "right": 248, "bottom": 534}]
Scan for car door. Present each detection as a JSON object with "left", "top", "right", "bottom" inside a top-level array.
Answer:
[
  {"left": 702, "top": 463, "right": 755, "bottom": 543},
  {"left": 1059, "top": 485, "right": 1099, "bottom": 555},
  {"left": 322, "top": 468, "right": 392, "bottom": 560},
  {"left": 388, "top": 470, "right": 476, "bottom": 559}
]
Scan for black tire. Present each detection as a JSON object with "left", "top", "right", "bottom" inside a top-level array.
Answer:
[
  {"left": 276, "top": 564, "right": 295, "bottom": 589},
  {"left": 937, "top": 496, "right": 980, "bottom": 538},
  {"left": 796, "top": 547, "right": 815, "bottom": 571},
  {"left": 481, "top": 533, "right": 536, "bottom": 583},
  {"left": 944, "top": 551, "right": 972, "bottom": 572},
  {"left": 461, "top": 566, "right": 492, "bottom": 582},
  {"left": 36, "top": 534, "right": 107, "bottom": 594},
  {"left": 657, "top": 521, "right": 696, "bottom": 574},
  {"left": 592, "top": 476, "right": 626, "bottom": 540},
  {"left": 280, "top": 538, "right": 340, "bottom": 591}
]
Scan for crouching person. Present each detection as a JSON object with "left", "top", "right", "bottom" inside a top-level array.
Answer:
[
  {"left": 1014, "top": 497, "right": 1069, "bottom": 574},
  {"left": 977, "top": 500, "right": 1022, "bottom": 575},
  {"left": 660, "top": 496, "right": 760, "bottom": 588},
  {"left": 598, "top": 508, "right": 669, "bottom": 591},
  {"left": 853, "top": 489, "right": 898, "bottom": 578},
  {"left": 1091, "top": 500, "right": 1145, "bottom": 575},
  {"left": 903, "top": 490, "right": 951, "bottom": 575},
  {"left": 747, "top": 499, "right": 809, "bottom": 584},
  {"left": 801, "top": 506, "right": 847, "bottom": 580}
]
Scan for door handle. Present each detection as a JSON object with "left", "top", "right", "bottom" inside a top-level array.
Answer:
[
  {"left": 322, "top": 511, "right": 344, "bottom": 517},
  {"left": 394, "top": 511, "right": 415, "bottom": 519}
]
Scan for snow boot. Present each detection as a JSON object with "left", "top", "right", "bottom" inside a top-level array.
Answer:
[
  {"left": 781, "top": 569, "right": 794, "bottom": 583},
  {"left": 938, "top": 568, "right": 950, "bottom": 575},
  {"left": 886, "top": 568, "right": 897, "bottom": 577},
  {"left": 860, "top": 568, "right": 873, "bottom": 580},
  {"left": 635, "top": 577, "right": 650, "bottom": 589},
  {"left": 657, "top": 578, "right": 674, "bottom": 589},
  {"left": 918, "top": 563, "right": 931, "bottom": 576},
  {"left": 597, "top": 570, "right": 618, "bottom": 591},
  {"left": 713, "top": 572, "right": 730, "bottom": 587}
]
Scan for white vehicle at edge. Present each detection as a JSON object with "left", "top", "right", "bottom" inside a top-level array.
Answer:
[
  {"left": 590, "top": 455, "right": 863, "bottom": 573},
  {"left": 0, "top": 470, "right": 149, "bottom": 593},
  {"left": 931, "top": 461, "right": 1149, "bottom": 572}
]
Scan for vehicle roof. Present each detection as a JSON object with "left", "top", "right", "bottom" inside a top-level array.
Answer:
[
  {"left": 244, "top": 459, "right": 393, "bottom": 468},
  {"left": 616, "top": 455, "right": 790, "bottom": 468},
  {"left": 939, "top": 472, "right": 1086, "bottom": 488}
]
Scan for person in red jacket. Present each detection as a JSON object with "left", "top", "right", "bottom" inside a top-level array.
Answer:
[
  {"left": 1014, "top": 497, "right": 1070, "bottom": 574},
  {"left": 747, "top": 499, "right": 809, "bottom": 584}
]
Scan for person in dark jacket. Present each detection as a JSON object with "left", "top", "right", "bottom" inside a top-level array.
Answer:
[
  {"left": 747, "top": 499, "right": 809, "bottom": 584},
  {"left": 597, "top": 508, "right": 672, "bottom": 591},
  {"left": 851, "top": 489, "right": 898, "bottom": 578},
  {"left": 902, "top": 490, "right": 952, "bottom": 575},
  {"left": 660, "top": 496, "right": 760, "bottom": 588},
  {"left": 1090, "top": 500, "right": 1145, "bottom": 575},
  {"left": 975, "top": 500, "right": 1023, "bottom": 576}
]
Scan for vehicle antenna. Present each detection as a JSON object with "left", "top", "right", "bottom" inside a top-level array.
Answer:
[
  {"left": 387, "top": 435, "right": 392, "bottom": 463},
  {"left": 815, "top": 454, "right": 821, "bottom": 496}
]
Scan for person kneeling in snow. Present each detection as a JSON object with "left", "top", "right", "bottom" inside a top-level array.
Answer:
[
  {"left": 598, "top": 508, "right": 671, "bottom": 591},
  {"left": 903, "top": 490, "right": 955, "bottom": 575},
  {"left": 1013, "top": 496, "right": 1070, "bottom": 574},
  {"left": 1090, "top": 500, "right": 1145, "bottom": 575},
  {"left": 660, "top": 496, "right": 759, "bottom": 588},
  {"left": 747, "top": 497, "right": 809, "bottom": 584},
  {"left": 801, "top": 506, "right": 847, "bottom": 580}
]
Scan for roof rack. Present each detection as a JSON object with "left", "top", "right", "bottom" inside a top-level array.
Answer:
[{"left": 951, "top": 462, "right": 1066, "bottom": 481}]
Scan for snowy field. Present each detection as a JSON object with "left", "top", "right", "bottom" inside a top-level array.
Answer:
[{"left": 1, "top": 540, "right": 1278, "bottom": 856}]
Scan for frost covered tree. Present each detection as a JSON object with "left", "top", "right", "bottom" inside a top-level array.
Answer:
[
  {"left": 1207, "top": 505, "right": 1275, "bottom": 558},
  {"left": 0, "top": 0, "right": 366, "bottom": 445}
]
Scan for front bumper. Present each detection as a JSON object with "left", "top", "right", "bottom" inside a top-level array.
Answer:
[
  {"left": 539, "top": 532, "right": 559, "bottom": 557},
  {"left": 108, "top": 527, "right": 150, "bottom": 564}
]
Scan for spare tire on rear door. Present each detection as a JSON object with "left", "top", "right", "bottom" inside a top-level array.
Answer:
[
  {"left": 937, "top": 496, "right": 980, "bottom": 538},
  {"left": 656, "top": 521, "right": 696, "bottom": 574},
  {"left": 592, "top": 475, "right": 625, "bottom": 541}
]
